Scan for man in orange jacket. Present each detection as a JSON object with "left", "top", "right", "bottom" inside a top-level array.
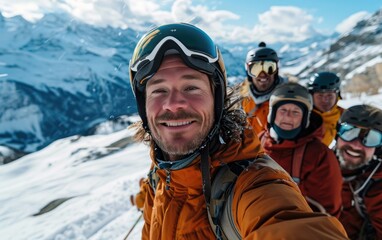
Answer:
[
  {"left": 128, "top": 23, "right": 348, "bottom": 239},
  {"left": 335, "top": 104, "right": 382, "bottom": 239},
  {"left": 241, "top": 42, "right": 287, "bottom": 135},
  {"left": 307, "top": 72, "right": 345, "bottom": 148}
]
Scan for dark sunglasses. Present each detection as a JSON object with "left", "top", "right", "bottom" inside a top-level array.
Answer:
[{"left": 338, "top": 123, "right": 382, "bottom": 147}]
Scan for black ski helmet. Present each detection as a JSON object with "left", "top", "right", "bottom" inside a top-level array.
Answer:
[
  {"left": 340, "top": 105, "right": 382, "bottom": 133},
  {"left": 245, "top": 42, "right": 280, "bottom": 96},
  {"left": 268, "top": 82, "right": 313, "bottom": 129},
  {"left": 245, "top": 42, "right": 279, "bottom": 64},
  {"left": 129, "top": 23, "right": 227, "bottom": 133},
  {"left": 307, "top": 72, "right": 341, "bottom": 93}
]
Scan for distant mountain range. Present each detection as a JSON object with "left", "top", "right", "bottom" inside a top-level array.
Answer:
[{"left": 0, "top": 8, "right": 381, "bottom": 156}]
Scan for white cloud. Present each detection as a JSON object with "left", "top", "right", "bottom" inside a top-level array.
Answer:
[
  {"left": 0, "top": 0, "right": 320, "bottom": 43},
  {"left": 171, "top": 0, "right": 240, "bottom": 31},
  {"left": 335, "top": 11, "right": 370, "bottom": 34},
  {"left": 226, "top": 6, "right": 318, "bottom": 44},
  {"left": 0, "top": 0, "right": 53, "bottom": 21}
]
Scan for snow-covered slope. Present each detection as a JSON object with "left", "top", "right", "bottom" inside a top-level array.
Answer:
[{"left": 0, "top": 117, "right": 151, "bottom": 240}]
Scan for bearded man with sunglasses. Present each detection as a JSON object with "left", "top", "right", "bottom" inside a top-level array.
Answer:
[
  {"left": 336, "top": 104, "right": 382, "bottom": 240},
  {"left": 129, "top": 23, "right": 348, "bottom": 239},
  {"left": 241, "top": 42, "right": 287, "bottom": 135}
]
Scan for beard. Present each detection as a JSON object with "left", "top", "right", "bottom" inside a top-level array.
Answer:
[
  {"left": 337, "top": 145, "right": 370, "bottom": 170},
  {"left": 253, "top": 77, "right": 273, "bottom": 91},
  {"left": 149, "top": 110, "right": 214, "bottom": 159}
]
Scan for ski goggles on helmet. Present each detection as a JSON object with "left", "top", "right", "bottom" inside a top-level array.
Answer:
[
  {"left": 247, "top": 60, "right": 277, "bottom": 77},
  {"left": 338, "top": 123, "right": 382, "bottom": 147},
  {"left": 129, "top": 23, "right": 225, "bottom": 94}
]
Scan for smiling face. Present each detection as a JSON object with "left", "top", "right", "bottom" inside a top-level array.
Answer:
[
  {"left": 337, "top": 137, "right": 376, "bottom": 170},
  {"left": 274, "top": 103, "right": 303, "bottom": 130},
  {"left": 145, "top": 55, "right": 215, "bottom": 161},
  {"left": 251, "top": 70, "right": 276, "bottom": 92}
]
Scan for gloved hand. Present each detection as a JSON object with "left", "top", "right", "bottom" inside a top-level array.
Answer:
[{"left": 130, "top": 178, "right": 147, "bottom": 211}]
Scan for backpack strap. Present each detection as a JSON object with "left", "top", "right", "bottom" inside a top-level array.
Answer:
[
  {"left": 208, "top": 159, "right": 254, "bottom": 240},
  {"left": 291, "top": 143, "right": 329, "bottom": 213},
  {"left": 147, "top": 166, "right": 159, "bottom": 193},
  {"left": 351, "top": 160, "right": 382, "bottom": 219},
  {"left": 350, "top": 177, "right": 382, "bottom": 239},
  {"left": 291, "top": 143, "right": 307, "bottom": 184}
]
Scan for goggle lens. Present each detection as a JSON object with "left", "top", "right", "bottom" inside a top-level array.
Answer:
[
  {"left": 130, "top": 24, "right": 219, "bottom": 72},
  {"left": 248, "top": 60, "right": 277, "bottom": 77},
  {"left": 338, "top": 123, "right": 382, "bottom": 147}
]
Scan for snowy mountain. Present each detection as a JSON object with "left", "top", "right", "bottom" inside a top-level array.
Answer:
[
  {"left": 0, "top": 116, "right": 151, "bottom": 240},
  {"left": 0, "top": 12, "right": 138, "bottom": 153},
  {"left": 1, "top": 8, "right": 381, "bottom": 157},
  {"left": 288, "top": 9, "right": 382, "bottom": 92}
]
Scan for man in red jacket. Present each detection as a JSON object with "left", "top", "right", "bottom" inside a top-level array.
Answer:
[
  {"left": 336, "top": 104, "right": 382, "bottom": 240},
  {"left": 260, "top": 82, "right": 343, "bottom": 217}
]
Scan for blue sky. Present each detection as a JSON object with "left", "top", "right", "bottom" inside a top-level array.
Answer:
[
  {"left": 205, "top": 0, "right": 382, "bottom": 33},
  {"left": 0, "top": 0, "right": 381, "bottom": 43}
]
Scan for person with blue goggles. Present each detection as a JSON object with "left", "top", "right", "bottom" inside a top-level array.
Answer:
[{"left": 335, "top": 104, "right": 382, "bottom": 239}]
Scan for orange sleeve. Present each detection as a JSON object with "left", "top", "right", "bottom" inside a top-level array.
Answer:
[{"left": 232, "top": 157, "right": 348, "bottom": 239}]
